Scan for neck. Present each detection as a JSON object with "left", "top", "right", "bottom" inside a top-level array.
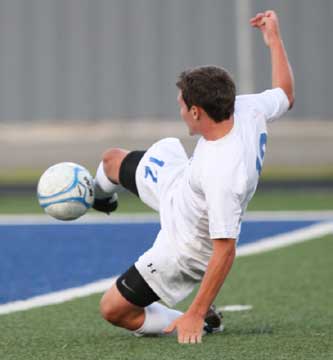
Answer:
[{"left": 201, "top": 115, "right": 234, "bottom": 141}]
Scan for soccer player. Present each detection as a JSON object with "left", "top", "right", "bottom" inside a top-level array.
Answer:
[{"left": 93, "top": 10, "right": 294, "bottom": 344}]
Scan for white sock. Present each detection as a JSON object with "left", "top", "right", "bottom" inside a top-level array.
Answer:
[
  {"left": 94, "top": 161, "right": 120, "bottom": 199},
  {"left": 134, "top": 303, "right": 183, "bottom": 336}
]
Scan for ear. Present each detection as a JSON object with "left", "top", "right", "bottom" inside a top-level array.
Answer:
[{"left": 190, "top": 106, "right": 201, "bottom": 121}]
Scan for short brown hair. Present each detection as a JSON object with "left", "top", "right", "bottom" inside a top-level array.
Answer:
[{"left": 176, "top": 65, "right": 236, "bottom": 122}]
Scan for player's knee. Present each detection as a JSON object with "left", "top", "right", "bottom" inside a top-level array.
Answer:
[
  {"left": 99, "top": 296, "right": 124, "bottom": 326},
  {"left": 102, "top": 147, "right": 126, "bottom": 170},
  {"left": 102, "top": 148, "right": 129, "bottom": 183}
]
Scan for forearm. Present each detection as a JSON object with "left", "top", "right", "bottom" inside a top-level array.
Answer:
[
  {"left": 188, "top": 240, "right": 236, "bottom": 318},
  {"left": 251, "top": 11, "right": 295, "bottom": 107},
  {"left": 270, "top": 38, "right": 295, "bottom": 107}
]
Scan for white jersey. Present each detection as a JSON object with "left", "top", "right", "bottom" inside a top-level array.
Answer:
[{"left": 135, "top": 88, "right": 289, "bottom": 306}]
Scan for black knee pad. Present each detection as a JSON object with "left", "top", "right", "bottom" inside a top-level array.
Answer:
[
  {"left": 116, "top": 265, "right": 160, "bottom": 307},
  {"left": 119, "top": 151, "right": 146, "bottom": 196}
]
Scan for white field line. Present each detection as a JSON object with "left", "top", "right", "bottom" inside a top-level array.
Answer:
[
  {"left": 0, "top": 210, "right": 333, "bottom": 225},
  {"left": 0, "top": 213, "right": 159, "bottom": 225},
  {"left": 237, "top": 221, "right": 333, "bottom": 257},
  {"left": 0, "top": 221, "right": 332, "bottom": 316},
  {"left": 0, "top": 277, "right": 117, "bottom": 316},
  {"left": 217, "top": 305, "right": 253, "bottom": 312},
  {"left": 244, "top": 211, "right": 333, "bottom": 222}
]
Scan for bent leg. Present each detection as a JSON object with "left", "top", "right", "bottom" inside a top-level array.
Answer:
[
  {"left": 100, "top": 265, "right": 183, "bottom": 334},
  {"left": 100, "top": 284, "right": 145, "bottom": 330},
  {"left": 102, "top": 148, "right": 129, "bottom": 184},
  {"left": 94, "top": 148, "right": 129, "bottom": 200},
  {"left": 100, "top": 285, "right": 182, "bottom": 335},
  {"left": 95, "top": 148, "right": 145, "bottom": 197}
]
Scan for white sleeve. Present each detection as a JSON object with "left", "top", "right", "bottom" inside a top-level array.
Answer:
[
  {"left": 236, "top": 88, "right": 290, "bottom": 122},
  {"left": 201, "top": 163, "right": 244, "bottom": 240}
]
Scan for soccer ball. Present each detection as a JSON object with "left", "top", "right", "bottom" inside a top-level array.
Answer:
[{"left": 37, "top": 162, "right": 95, "bottom": 220}]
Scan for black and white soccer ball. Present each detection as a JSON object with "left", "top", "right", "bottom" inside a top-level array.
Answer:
[{"left": 37, "top": 162, "right": 95, "bottom": 220}]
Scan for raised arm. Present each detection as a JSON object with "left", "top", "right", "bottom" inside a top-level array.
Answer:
[{"left": 250, "top": 10, "right": 295, "bottom": 108}]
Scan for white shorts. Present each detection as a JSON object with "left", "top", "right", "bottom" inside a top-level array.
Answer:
[
  {"left": 135, "top": 230, "right": 199, "bottom": 307},
  {"left": 134, "top": 138, "right": 199, "bottom": 307}
]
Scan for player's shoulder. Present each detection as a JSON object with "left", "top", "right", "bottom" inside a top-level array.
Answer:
[
  {"left": 236, "top": 88, "right": 287, "bottom": 108},
  {"left": 235, "top": 88, "right": 290, "bottom": 121}
]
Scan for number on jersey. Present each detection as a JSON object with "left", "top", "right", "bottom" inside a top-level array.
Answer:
[
  {"left": 145, "top": 156, "right": 165, "bottom": 183},
  {"left": 256, "top": 133, "right": 267, "bottom": 175}
]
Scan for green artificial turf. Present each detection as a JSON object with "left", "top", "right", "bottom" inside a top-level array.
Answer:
[
  {"left": 0, "top": 189, "right": 332, "bottom": 214},
  {"left": 0, "top": 235, "right": 332, "bottom": 360},
  {"left": 1, "top": 165, "right": 332, "bottom": 184},
  {"left": 247, "top": 190, "right": 333, "bottom": 211}
]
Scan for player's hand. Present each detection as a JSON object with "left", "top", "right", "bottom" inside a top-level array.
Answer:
[
  {"left": 164, "top": 311, "right": 205, "bottom": 344},
  {"left": 250, "top": 10, "right": 281, "bottom": 47}
]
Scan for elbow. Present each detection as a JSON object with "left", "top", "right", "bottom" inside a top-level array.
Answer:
[
  {"left": 224, "top": 242, "right": 236, "bottom": 267},
  {"left": 224, "top": 239, "right": 236, "bottom": 256},
  {"left": 214, "top": 238, "right": 236, "bottom": 258},
  {"left": 285, "top": 77, "right": 295, "bottom": 109},
  {"left": 280, "top": 86, "right": 295, "bottom": 110},
  {"left": 287, "top": 92, "right": 295, "bottom": 109},
  {"left": 228, "top": 242, "right": 236, "bottom": 260}
]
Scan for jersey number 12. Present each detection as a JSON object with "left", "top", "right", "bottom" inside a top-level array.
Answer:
[{"left": 145, "top": 156, "right": 165, "bottom": 183}]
